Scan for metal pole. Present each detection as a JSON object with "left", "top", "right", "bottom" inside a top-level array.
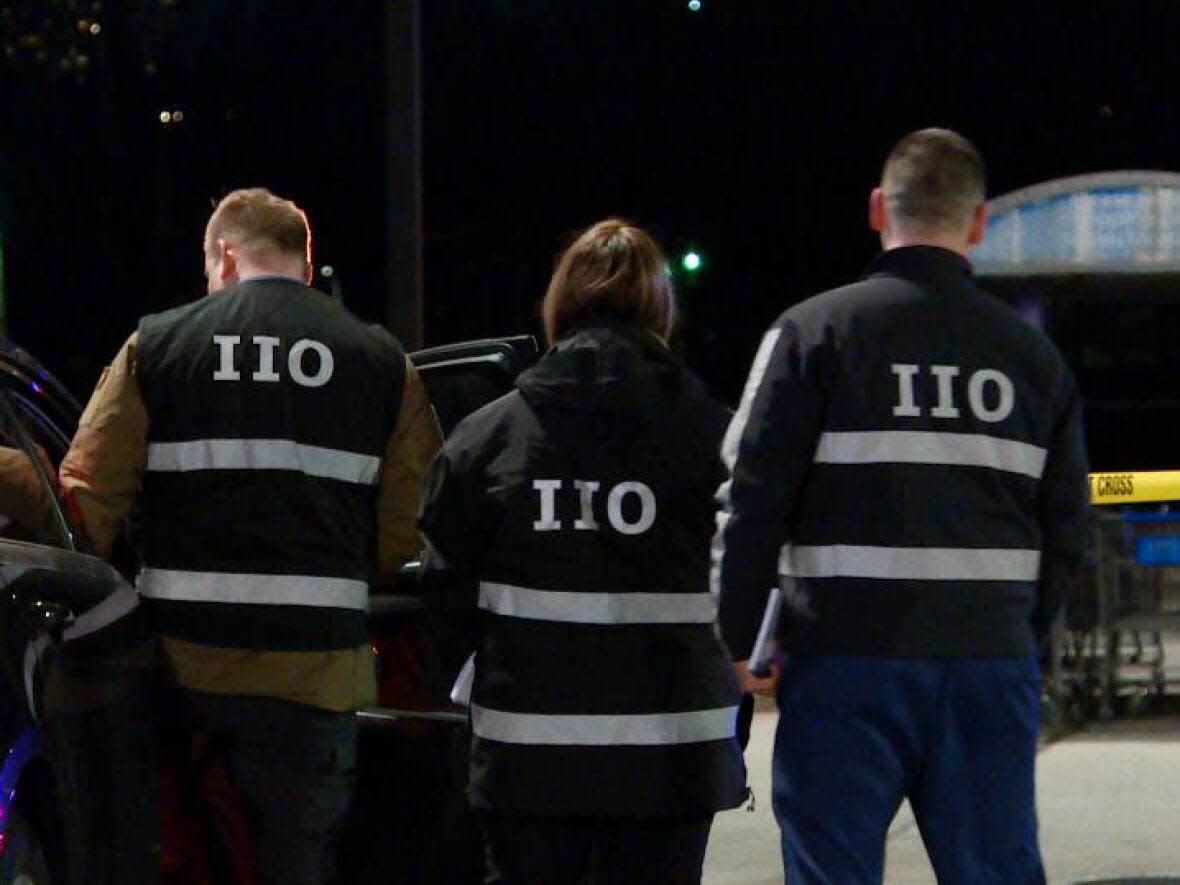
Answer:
[
  {"left": 386, "top": 0, "right": 423, "bottom": 349},
  {"left": 0, "top": 237, "right": 8, "bottom": 336}
]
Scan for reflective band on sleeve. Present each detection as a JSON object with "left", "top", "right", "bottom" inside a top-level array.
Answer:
[
  {"left": 712, "top": 327, "right": 784, "bottom": 599},
  {"left": 23, "top": 585, "right": 141, "bottom": 721},
  {"left": 708, "top": 508, "right": 731, "bottom": 599},
  {"left": 138, "top": 568, "right": 368, "bottom": 610},
  {"left": 815, "top": 431, "right": 1047, "bottom": 479},
  {"left": 62, "top": 584, "right": 140, "bottom": 641},
  {"left": 147, "top": 439, "right": 381, "bottom": 485},
  {"left": 478, "top": 582, "right": 717, "bottom": 625},
  {"left": 471, "top": 704, "right": 739, "bottom": 746},
  {"left": 23, "top": 637, "right": 47, "bottom": 720},
  {"left": 721, "top": 328, "right": 783, "bottom": 470},
  {"left": 785, "top": 545, "right": 1041, "bottom": 582}
]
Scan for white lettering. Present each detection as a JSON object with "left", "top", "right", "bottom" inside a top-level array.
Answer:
[
  {"left": 212, "top": 335, "right": 241, "bottom": 381},
  {"left": 607, "top": 482, "right": 657, "bottom": 536},
  {"left": 891, "top": 364, "right": 921, "bottom": 417},
  {"left": 252, "top": 336, "right": 281, "bottom": 382},
  {"left": 288, "top": 339, "right": 334, "bottom": 388},
  {"left": 890, "top": 364, "right": 1016, "bottom": 423},
  {"left": 533, "top": 479, "right": 562, "bottom": 531},
  {"left": 930, "top": 365, "right": 961, "bottom": 418},
  {"left": 573, "top": 480, "right": 600, "bottom": 530},
  {"left": 968, "top": 369, "right": 1015, "bottom": 423}
]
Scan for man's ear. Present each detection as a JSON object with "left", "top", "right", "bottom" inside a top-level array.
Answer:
[
  {"left": 303, "top": 263, "right": 314, "bottom": 285},
  {"left": 967, "top": 203, "right": 987, "bottom": 246},
  {"left": 218, "top": 239, "right": 238, "bottom": 284},
  {"left": 869, "top": 188, "right": 887, "bottom": 233}
]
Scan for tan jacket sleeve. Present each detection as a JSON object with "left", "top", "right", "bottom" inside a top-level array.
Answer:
[
  {"left": 0, "top": 445, "right": 58, "bottom": 541},
  {"left": 375, "top": 356, "right": 443, "bottom": 581},
  {"left": 58, "top": 332, "right": 149, "bottom": 560}
]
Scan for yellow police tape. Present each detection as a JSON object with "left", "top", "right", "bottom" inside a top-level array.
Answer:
[{"left": 1090, "top": 471, "right": 1180, "bottom": 505}]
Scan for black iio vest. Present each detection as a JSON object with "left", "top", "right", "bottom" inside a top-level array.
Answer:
[{"left": 136, "top": 279, "right": 404, "bottom": 664}]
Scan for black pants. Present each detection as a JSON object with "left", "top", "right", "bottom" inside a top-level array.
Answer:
[
  {"left": 179, "top": 690, "right": 358, "bottom": 885},
  {"left": 482, "top": 814, "right": 713, "bottom": 885},
  {"left": 46, "top": 678, "right": 161, "bottom": 884}
]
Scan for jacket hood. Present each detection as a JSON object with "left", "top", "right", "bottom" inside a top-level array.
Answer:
[{"left": 516, "top": 322, "right": 684, "bottom": 411}]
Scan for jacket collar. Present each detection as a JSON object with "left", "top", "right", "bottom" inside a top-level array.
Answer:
[{"left": 865, "top": 245, "right": 974, "bottom": 288}]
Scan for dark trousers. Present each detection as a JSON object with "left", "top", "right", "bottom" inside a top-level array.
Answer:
[
  {"left": 178, "top": 690, "right": 358, "bottom": 885},
  {"left": 482, "top": 814, "right": 713, "bottom": 885},
  {"left": 46, "top": 679, "right": 161, "bottom": 884},
  {"left": 772, "top": 655, "right": 1044, "bottom": 885}
]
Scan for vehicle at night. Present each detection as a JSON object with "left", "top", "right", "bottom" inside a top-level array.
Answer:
[
  {"left": 0, "top": 332, "right": 539, "bottom": 884},
  {"left": 0, "top": 337, "right": 87, "bottom": 883}
]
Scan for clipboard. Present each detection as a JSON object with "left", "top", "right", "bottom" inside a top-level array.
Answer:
[
  {"left": 450, "top": 653, "right": 475, "bottom": 706},
  {"left": 748, "top": 543, "right": 797, "bottom": 676},
  {"left": 747, "top": 585, "right": 783, "bottom": 677}
]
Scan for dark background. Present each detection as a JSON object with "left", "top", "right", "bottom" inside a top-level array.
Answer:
[{"left": 2, "top": 1, "right": 1179, "bottom": 465}]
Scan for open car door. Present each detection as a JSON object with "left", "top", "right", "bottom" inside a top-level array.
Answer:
[
  {"left": 409, "top": 335, "right": 539, "bottom": 435},
  {"left": 0, "top": 364, "right": 157, "bottom": 884},
  {"left": 0, "top": 329, "right": 545, "bottom": 885},
  {"left": 342, "top": 334, "right": 539, "bottom": 885}
]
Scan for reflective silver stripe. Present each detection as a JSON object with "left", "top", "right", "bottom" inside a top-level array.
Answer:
[
  {"left": 471, "top": 704, "right": 739, "bottom": 746},
  {"left": 63, "top": 584, "right": 140, "bottom": 641},
  {"left": 478, "top": 582, "right": 716, "bottom": 625},
  {"left": 147, "top": 439, "right": 380, "bottom": 485},
  {"left": 785, "top": 545, "right": 1041, "bottom": 582},
  {"left": 23, "top": 585, "right": 141, "bottom": 720},
  {"left": 814, "top": 430, "right": 1047, "bottom": 479},
  {"left": 24, "top": 638, "right": 46, "bottom": 720},
  {"left": 138, "top": 568, "right": 368, "bottom": 610},
  {"left": 708, "top": 509, "right": 731, "bottom": 599},
  {"left": 712, "top": 328, "right": 784, "bottom": 598},
  {"left": 721, "top": 328, "right": 783, "bottom": 471}
]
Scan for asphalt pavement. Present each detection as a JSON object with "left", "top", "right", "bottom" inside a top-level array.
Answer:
[{"left": 703, "top": 698, "right": 1180, "bottom": 885}]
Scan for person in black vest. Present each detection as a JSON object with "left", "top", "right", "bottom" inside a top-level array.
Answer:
[
  {"left": 419, "top": 219, "right": 748, "bottom": 884},
  {"left": 59, "top": 188, "right": 443, "bottom": 884},
  {"left": 713, "top": 129, "right": 1091, "bottom": 883}
]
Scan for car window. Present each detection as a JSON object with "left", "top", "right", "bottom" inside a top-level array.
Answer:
[
  {"left": 411, "top": 336, "right": 539, "bottom": 434},
  {"left": 0, "top": 390, "right": 71, "bottom": 548}
]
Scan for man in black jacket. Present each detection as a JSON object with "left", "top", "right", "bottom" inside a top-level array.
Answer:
[{"left": 713, "top": 129, "right": 1090, "bottom": 883}]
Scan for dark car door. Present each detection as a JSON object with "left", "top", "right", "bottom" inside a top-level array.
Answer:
[
  {"left": 342, "top": 334, "right": 538, "bottom": 885},
  {"left": 0, "top": 365, "right": 157, "bottom": 885},
  {"left": 0, "top": 331, "right": 542, "bottom": 885},
  {"left": 410, "top": 335, "right": 539, "bottom": 434}
]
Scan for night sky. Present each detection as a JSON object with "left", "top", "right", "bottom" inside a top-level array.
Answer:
[{"left": 2, "top": 2, "right": 1180, "bottom": 464}]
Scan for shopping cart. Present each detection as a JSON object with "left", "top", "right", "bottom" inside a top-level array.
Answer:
[{"left": 1051, "top": 472, "right": 1180, "bottom": 721}]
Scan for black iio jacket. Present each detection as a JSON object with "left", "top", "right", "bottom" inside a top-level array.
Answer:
[
  {"left": 715, "top": 246, "right": 1091, "bottom": 661},
  {"left": 420, "top": 323, "right": 747, "bottom": 817}
]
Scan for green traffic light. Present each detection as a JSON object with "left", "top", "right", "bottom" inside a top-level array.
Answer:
[{"left": 681, "top": 251, "right": 702, "bottom": 273}]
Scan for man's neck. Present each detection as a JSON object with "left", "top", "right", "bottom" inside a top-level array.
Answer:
[
  {"left": 881, "top": 229, "right": 972, "bottom": 258},
  {"left": 237, "top": 267, "right": 305, "bottom": 284}
]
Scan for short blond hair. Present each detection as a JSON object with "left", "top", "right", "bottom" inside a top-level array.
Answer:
[
  {"left": 882, "top": 128, "right": 985, "bottom": 232},
  {"left": 203, "top": 188, "right": 311, "bottom": 266},
  {"left": 541, "top": 219, "right": 677, "bottom": 344}
]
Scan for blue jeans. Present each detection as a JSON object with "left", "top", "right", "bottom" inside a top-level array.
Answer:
[{"left": 772, "top": 655, "right": 1044, "bottom": 885}]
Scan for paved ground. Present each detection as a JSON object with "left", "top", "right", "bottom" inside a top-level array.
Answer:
[{"left": 703, "top": 699, "right": 1180, "bottom": 884}]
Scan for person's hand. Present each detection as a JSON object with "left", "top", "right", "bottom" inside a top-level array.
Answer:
[{"left": 733, "top": 658, "right": 779, "bottom": 696}]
